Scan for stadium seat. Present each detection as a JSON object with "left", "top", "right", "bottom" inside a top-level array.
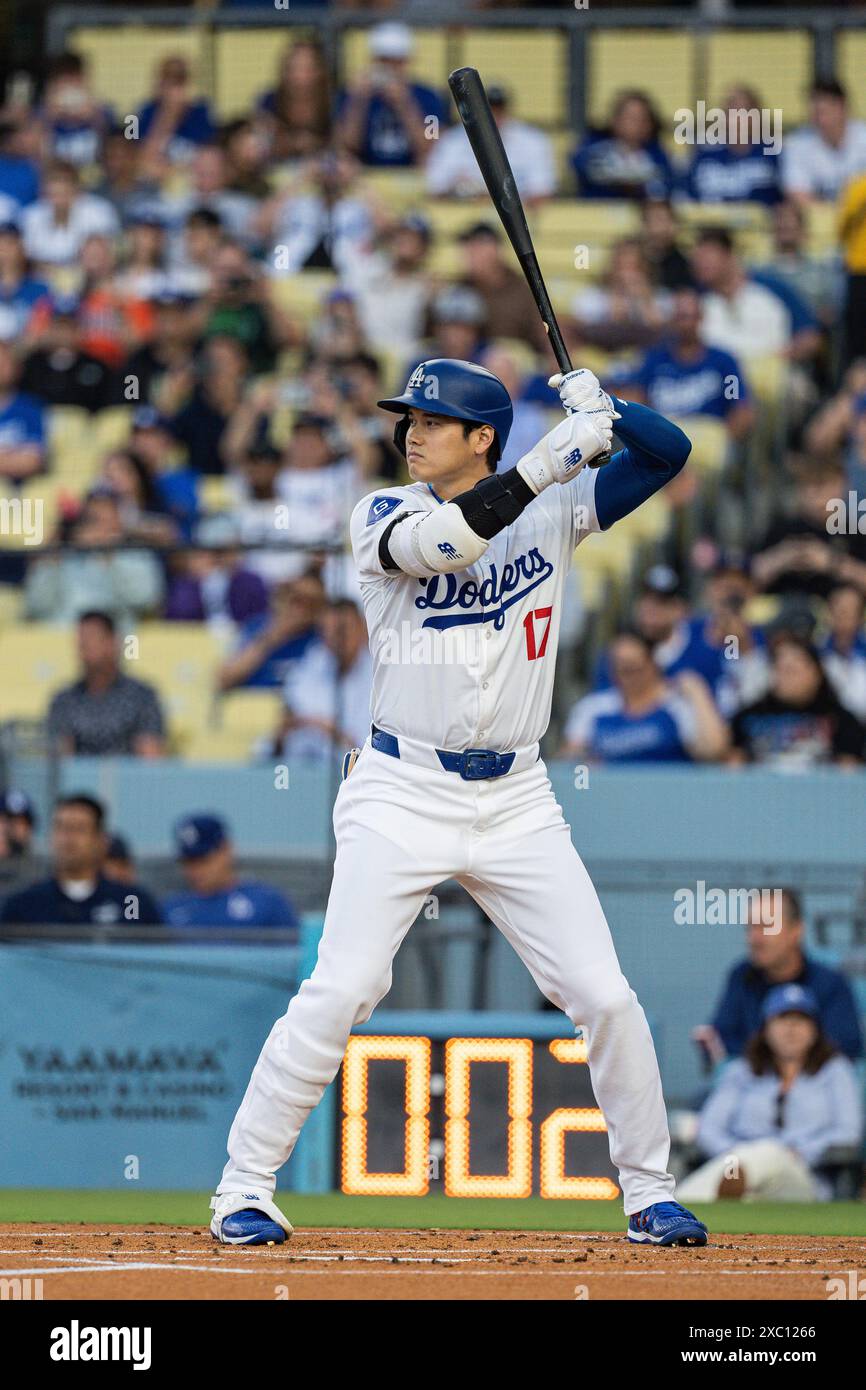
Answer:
[
  {"left": 0, "top": 624, "right": 76, "bottom": 721},
  {"left": 454, "top": 29, "right": 567, "bottom": 126},
  {"left": 92, "top": 406, "right": 133, "bottom": 455},
  {"left": 587, "top": 31, "right": 697, "bottom": 133},
  {"left": 217, "top": 687, "right": 282, "bottom": 741},
  {"left": 267, "top": 270, "right": 338, "bottom": 325},
  {"left": 0, "top": 585, "right": 23, "bottom": 630},
  {"left": 184, "top": 726, "right": 258, "bottom": 764},
  {"left": 838, "top": 33, "right": 866, "bottom": 122},
  {"left": 704, "top": 30, "right": 812, "bottom": 127},
  {"left": 674, "top": 416, "right": 729, "bottom": 477},
  {"left": 67, "top": 26, "right": 208, "bottom": 116},
  {"left": 128, "top": 623, "right": 227, "bottom": 749}
]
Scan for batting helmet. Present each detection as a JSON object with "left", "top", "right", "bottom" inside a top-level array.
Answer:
[{"left": 378, "top": 358, "right": 513, "bottom": 459}]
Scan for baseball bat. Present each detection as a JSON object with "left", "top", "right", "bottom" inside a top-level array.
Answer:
[{"left": 447, "top": 65, "right": 610, "bottom": 466}]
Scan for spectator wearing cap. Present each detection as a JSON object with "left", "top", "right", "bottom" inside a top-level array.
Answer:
[
  {"left": 0, "top": 339, "right": 45, "bottom": 482},
  {"left": 561, "top": 630, "right": 728, "bottom": 765},
  {"left": 272, "top": 598, "right": 373, "bottom": 762},
  {"left": 457, "top": 223, "right": 550, "bottom": 354},
  {"left": 341, "top": 213, "right": 433, "bottom": 359},
  {"left": 0, "top": 223, "right": 50, "bottom": 343},
  {"left": 426, "top": 84, "right": 555, "bottom": 205},
  {"left": 20, "top": 294, "right": 115, "bottom": 412},
  {"left": 729, "top": 632, "right": 865, "bottom": 768},
  {"left": 680, "top": 86, "right": 783, "bottom": 207},
  {"left": 137, "top": 56, "right": 215, "bottom": 177},
  {"left": 44, "top": 611, "right": 166, "bottom": 756},
  {"left": 21, "top": 160, "right": 118, "bottom": 272},
  {"left": 126, "top": 405, "right": 199, "bottom": 539},
  {"left": 618, "top": 288, "right": 754, "bottom": 443},
  {"left": 37, "top": 51, "right": 114, "bottom": 171},
  {"left": 262, "top": 152, "right": 374, "bottom": 278},
  {"left": 820, "top": 584, "right": 866, "bottom": 721},
  {"left": 336, "top": 23, "right": 448, "bottom": 169},
  {"left": 163, "top": 814, "right": 299, "bottom": 932},
  {"left": 0, "top": 793, "right": 161, "bottom": 926},
  {"left": 0, "top": 789, "right": 36, "bottom": 860},
  {"left": 782, "top": 78, "right": 866, "bottom": 205},
  {"left": 571, "top": 90, "right": 673, "bottom": 201},
  {"left": 680, "top": 982, "right": 863, "bottom": 1203},
  {"left": 256, "top": 38, "right": 333, "bottom": 164}
]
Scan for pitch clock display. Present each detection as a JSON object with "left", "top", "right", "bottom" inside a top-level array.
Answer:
[{"left": 338, "top": 1035, "right": 620, "bottom": 1199}]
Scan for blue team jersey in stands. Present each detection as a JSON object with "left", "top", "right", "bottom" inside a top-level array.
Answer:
[
  {"left": 571, "top": 133, "right": 673, "bottom": 199},
  {"left": 681, "top": 146, "right": 782, "bottom": 205},
  {"left": 336, "top": 85, "right": 448, "bottom": 167},
  {"left": 0, "top": 391, "right": 45, "bottom": 449},
  {"left": 162, "top": 881, "right": 299, "bottom": 930},
  {"left": 627, "top": 342, "right": 748, "bottom": 421},
  {"left": 569, "top": 688, "right": 695, "bottom": 763}
]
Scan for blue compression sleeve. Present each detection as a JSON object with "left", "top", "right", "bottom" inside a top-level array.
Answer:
[{"left": 594, "top": 398, "right": 691, "bottom": 531}]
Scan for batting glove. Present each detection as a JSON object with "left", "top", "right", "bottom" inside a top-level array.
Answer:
[
  {"left": 516, "top": 411, "right": 613, "bottom": 494},
  {"left": 549, "top": 369, "right": 620, "bottom": 420}
]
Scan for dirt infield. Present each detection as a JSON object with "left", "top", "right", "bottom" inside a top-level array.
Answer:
[{"left": 1, "top": 1224, "right": 864, "bottom": 1300}]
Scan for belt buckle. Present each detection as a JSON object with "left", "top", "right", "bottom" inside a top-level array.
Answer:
[{"left": 461, "top": 749, "right": 499, "bottom": 781}]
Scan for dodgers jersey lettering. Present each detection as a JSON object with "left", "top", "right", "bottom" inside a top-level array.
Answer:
[{"left": 349, "top": 468, "right": 600, "bottom": 751}]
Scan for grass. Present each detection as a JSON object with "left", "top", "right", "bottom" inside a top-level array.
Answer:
[{"left": 1, "top": 1190, "right": 865, "bottom": 1236}]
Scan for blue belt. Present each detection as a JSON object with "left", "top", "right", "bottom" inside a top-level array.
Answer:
[{"left": 371, "top": 725, "right": 516, "bottom": 781}]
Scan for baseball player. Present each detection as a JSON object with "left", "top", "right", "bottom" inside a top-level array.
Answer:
[{"left": 210, "top": 359, "right": 708, "bottom": 1249}]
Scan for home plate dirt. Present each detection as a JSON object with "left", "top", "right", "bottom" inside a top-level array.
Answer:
[{"left": 1, "top": 1225, "right": 864, "bottom": 1300}]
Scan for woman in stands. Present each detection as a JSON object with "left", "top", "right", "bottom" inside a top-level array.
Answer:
[{"left": 678, "top": 984, "right": 863, "bottom": 1201}]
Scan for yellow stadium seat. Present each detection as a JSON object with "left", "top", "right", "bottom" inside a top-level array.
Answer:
[
  {"left": 359, "top": 170, "right": 427, "bottom": 216},
  {"left": 806, "top": 202, "right": 842, "bottom": 257},
  {"left": 267, "top": 270, "right": 338, "bottom": 325},
  {"left": 124, "top": 623, "right": 227, "bottom": 745},
  {"left": 588, "top": 31, "right": 697, "bottom": 132},
  {"left": 838, "top": 34, "right": 866, "bottom": 122},
  {"left": 745, "top": 355, "right": 789, "bottom": 411},
  {"left": 68, "top": 26, "right": 208, "bottom": 116},
  {"left": 704, "top": 30, "right": 812, "bottom": 127},
  {"left": 0, "top": 584, "right": 23, "bottom": 629},
  {"left": 217, "top": 688, "right": 282, "bottom": 739},
  {"left": 184, "top": 727, "right": 258, "bottom": 764},
  {"left": 674, "top": 416, "right": 729, "bottom": 477},
  {"left": 92, "top": 406, "right": 133, "bottom": 455},
  {"left": 455, "top": 29, "right": 567, "bottom": 126},
  {"left": 0, "top": 624, "right": 76, "bottom": 720},
  {"left": 342, "top": 27, "right": 450, "bottom": 93},
  {"left": 199, "top": 476, "right": 235, "bottom": 514}
]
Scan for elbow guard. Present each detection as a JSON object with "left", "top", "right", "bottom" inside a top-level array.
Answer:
[{"left": 384, "top": 503, "right": 489, "bottom": 576}]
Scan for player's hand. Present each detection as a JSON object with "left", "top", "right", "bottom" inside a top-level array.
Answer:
[
  {"left": 516, "top": 411, "right": 613, "bottom": 493},
  {"left": 548, "top": 369, "right": 620, "bottom": 420}
]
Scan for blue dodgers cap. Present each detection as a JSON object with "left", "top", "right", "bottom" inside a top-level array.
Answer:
[
  {"left": 0, "top": 788, "right": 35, "bottom": 822},
  {"left": 174, "top": 813, "right": 228, "bottom": 860},
  {"left": 761, "top": 983, "right": 820, "bottom": 1024}
]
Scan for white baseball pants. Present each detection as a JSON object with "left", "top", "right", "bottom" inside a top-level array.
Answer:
[{"left": 217, "top": 741, "right": 676, "bottom": 1214}]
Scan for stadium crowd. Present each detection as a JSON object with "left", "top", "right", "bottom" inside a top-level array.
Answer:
[{"left": 0, "top": 26, "right": 864, "bottom": 769}]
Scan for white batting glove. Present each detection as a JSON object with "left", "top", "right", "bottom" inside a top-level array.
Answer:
[
  {"left": 549, "top": 369, "right": 620, "bottom": 420},
  {"left": 516, "top": 412, "right": 613, "bottom": 494}
]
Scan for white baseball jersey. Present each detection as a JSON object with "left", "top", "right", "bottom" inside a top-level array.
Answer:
[{"left": 349, "top": 471, "right": 601, "bottom": 752}]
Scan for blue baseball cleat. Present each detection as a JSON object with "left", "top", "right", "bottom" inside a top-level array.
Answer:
[
  {"left": 627, "top": 1201, "right": 708, "bottom": 1247},
  {"left": 210, "top": 1192, "right": 293, "bottom": 1246}
]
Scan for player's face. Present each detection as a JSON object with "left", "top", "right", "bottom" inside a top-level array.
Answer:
[{"left": 403, "top": 408, "right": 492, "bottom": 494}]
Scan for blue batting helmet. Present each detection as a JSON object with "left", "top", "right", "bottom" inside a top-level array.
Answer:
[{"left": 378, "top": 358, "right": 513, "bottom": 458}]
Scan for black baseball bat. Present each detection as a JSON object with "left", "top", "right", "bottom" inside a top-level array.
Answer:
[{"left": 447, "top": 65, "right": 610, "bottom": 466}]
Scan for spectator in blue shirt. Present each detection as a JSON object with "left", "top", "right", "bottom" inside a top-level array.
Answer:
[
  {"left": 621, "top": 288, "right": 754, "bottom": 441},
  {"left": 0, "top": 794, "right": 162, "bottom": 926},
  {"left": 561, "top": 630, "right": 729, "bottom": 764},
  {"left": 218, "top": 571, "right": 326, "bottom": 692},
  {"left": 680, "top": 86, "right": 783, "bottom": 207},
  {"left": 0, "top": 339, "right": 45, "bottom": 483},
  {"left": 680, "top": 983, "right": 863, "bottom": 1202},
  {"left": 137, "top": 55, "right": 215, "bottom": 173},
  {"left": 571, "top": 90, "right": 673, "bottom": 200},
  {"left": 163, "top": 814, "right": 299, "bottom": 932},
  {"left": 0, "top": 222, "right": 50, "bottom": 342},
  {"left": 0, "top": 119, "right": 40, "bottom": 217},
  {"left": 695, "top": 887, "right": 864, "bottom": 1064},
  {"left": 336, "top": 23, "right": 447, "bottom": 169}
]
